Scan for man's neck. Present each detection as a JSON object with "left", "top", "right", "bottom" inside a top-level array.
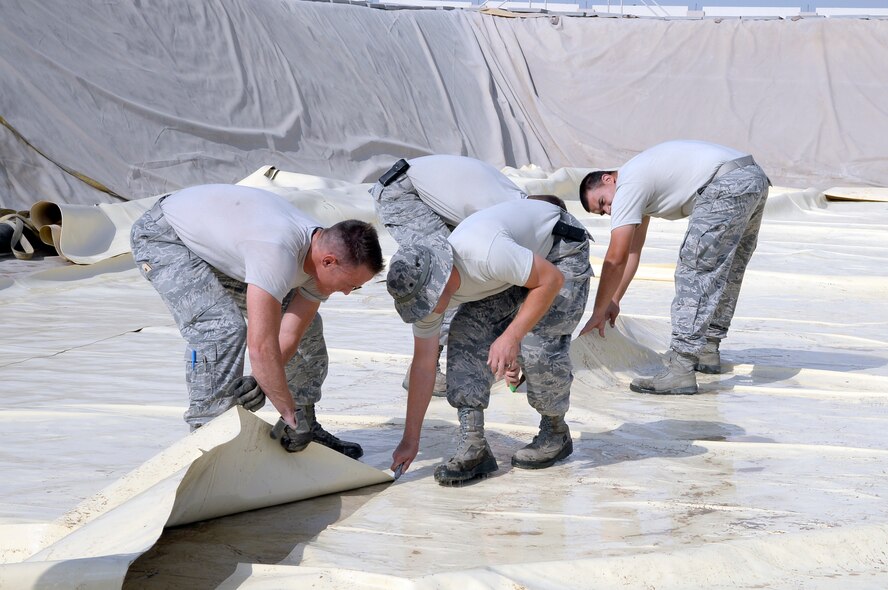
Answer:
[{"left": 304, "top": 228, "right": 322, "bottom": 276}]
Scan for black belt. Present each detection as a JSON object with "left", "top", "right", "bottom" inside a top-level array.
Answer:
[
  {"left": 697, "top": 155, "right": 756, "bottom": 195},
  {"left": 379, "top": 160, "right": 589, "bottom": 242},
  {"left": 552, "top": 220, "right": 590, "bottom": 242},
  {"left": 378, "top": 159, "right": 411, "bottom": 187}
]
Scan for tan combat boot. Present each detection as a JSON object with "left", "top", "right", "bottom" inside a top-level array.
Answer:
[
  {"left": 630, "top": 349, "right": 699, "bottom": 395},
  {"left": 434, "top": 407, "right": 498, "bottom": 485},
  {"left": 695, "top": 338, "right": 722, "bottom": 374},
  {"left": 511, "top": 414, "right": 573, "bottom": 469}
]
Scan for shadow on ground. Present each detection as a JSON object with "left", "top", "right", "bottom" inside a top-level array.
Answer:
[{"left": 123, "top": 481, "right": 390, "bottom": 589}]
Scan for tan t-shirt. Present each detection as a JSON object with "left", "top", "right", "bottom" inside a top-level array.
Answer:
[
  {"left": 406, "top": 155, "right": 526, "bottom": 226},
  {"left": 412, "top": 199, "right": 561, "bottom": 338},
  {"left": 161, "top": 184, "right": 325, "bottom": 303},
  {"left": 610, "top": 140, "right": 747, "bottom": 229}
]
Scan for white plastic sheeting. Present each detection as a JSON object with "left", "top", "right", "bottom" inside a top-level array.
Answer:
[
  {"left": 1, "top": 167, "right": 887, "bottom": 587},
  {"left": 0, "top": 408, "right": 391, "bottom": 589},
  {"left": 2, "top": 1, "right": 888, "bottom": 210}
]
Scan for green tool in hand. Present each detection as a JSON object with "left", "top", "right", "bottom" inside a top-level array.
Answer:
[{"left": 508, "top": 373, "right": 527, "bottom": 392}]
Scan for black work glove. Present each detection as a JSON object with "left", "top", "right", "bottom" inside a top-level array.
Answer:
[
  {"left": 230, "top": 375, "right": 266, "bottom": 412},
  {"left": 270, "top": 411, "right": 311, "bottom": 453},
  {"left": 280, "top": 424, "right": 312, "bottom": 453}
]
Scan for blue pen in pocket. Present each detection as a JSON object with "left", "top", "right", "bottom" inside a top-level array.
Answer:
[{"left": 191, "top": 350, "right": 197, "bottom": 370}]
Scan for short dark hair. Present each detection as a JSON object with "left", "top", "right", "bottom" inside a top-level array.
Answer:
[
  {"left": 327, "top": 220, "right": 385, "bottom": 274},
  {"left": 527, "top": 194, "right": 567, "bottom": 210},
  {"left": 578, "top": 170, "right": 616, "bottom": 212}
]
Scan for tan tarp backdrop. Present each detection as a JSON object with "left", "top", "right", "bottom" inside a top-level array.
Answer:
[{"left": 2, "top": 1, "right": 888, "bottom": 210}]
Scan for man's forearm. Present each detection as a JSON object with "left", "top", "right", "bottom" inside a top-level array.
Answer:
[
  {"left": 502, "top": 254, "right": 562, "bottom": 343},
  {"left": 249, "top": 344, "right": 296, "bottom": 417},
  {"left": 593, "top": 259, "right": 627, "bottom": 315},
  {"left": 503, "top": 280, "right": 559, "bottom": 343},
  {"left": 613, "top": 253, "right": 639, "bottom": 302},
  {"left": 612, "top": 216, "right": 648, "bottom": 303},
  {"left": 245, "top": 284, "right": 301, "bottom": 424},
  {"left": 402, "top": 340, "right": 439, "bottom": 442},
  {"left": 402, "top": 364, "right": 436, "bottom": 442}
]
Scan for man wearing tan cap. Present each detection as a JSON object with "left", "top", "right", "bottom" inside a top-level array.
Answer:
[
  {"left": 370, "top": 154, "right": 528, "bottom": 397},
  {"left": 385, "top": 198, "right": 592, "bottom": 486}
]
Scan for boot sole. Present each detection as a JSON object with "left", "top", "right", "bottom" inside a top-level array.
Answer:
[
  {"left": 629, "top": 383, "right": 699, "bottom": 395},
  {"left": 312, "top": 428, "right": 364, "bottom": 459},
  {"left": 695, "top": 364, "right": 722, "bottom": 374},
  {"left": 511, "top": 439, "right": 573, "bottom": 470},
  {"left": 339, "top": 447, "right": 364, "bottom": 460},
  {"left": 434, "top": 456, "right": 499, "bottom": 486},
  {"left": 313, "top": 438, "right": 364, "bottom": 460}
]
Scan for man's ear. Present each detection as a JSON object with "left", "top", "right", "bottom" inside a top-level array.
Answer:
[{"left": 322, "top": 253, "right": 338, "bottom": 268}]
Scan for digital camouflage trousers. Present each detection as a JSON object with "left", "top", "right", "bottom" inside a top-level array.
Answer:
[
  {"left": 671, "top": 164, "right": 770, "bottom": 355},
  {"left": 130, "top": 198, "right": 327, "bottom": 428}
]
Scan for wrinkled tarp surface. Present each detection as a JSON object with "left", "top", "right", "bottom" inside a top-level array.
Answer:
[
  {"left": 2, "top": 0, "right": 888, "bottom": 210},
  {"left": 1, "top": 168, "right": 887, "bottom": 587},
  {"left": 0, "top": 407, "right": 391, "bottom": 590}
]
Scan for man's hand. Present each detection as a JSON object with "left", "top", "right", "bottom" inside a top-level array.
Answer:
[
  {"left": 230, "top": 376, "right": 266, "bottom": 412},
  {"left": 580, "top": 301, "right": 619, "bottom": 337},
  {"left": 604, "top": 300, "right": 620, "bottom": 328},
  {"left": 487, "top": 253, "right": 561, "bottom": 380},
  {"left": 505, "top": 365, "right": 523, "bottom": 390},
  {"left": 488, "top": 332, "right": 520, "bottom": 380},
  {"left": 280, "top": 424, "right": 311, "bottom": 452},
  {"left": 391, "top": 436, "right": 419, "bottom": 474}
]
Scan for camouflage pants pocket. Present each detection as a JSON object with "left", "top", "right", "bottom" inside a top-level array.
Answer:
[
  {"left": 678, "top": 222, "right": 730, "bottom": 273},
  {"left": 521, "top": 332, "right": 573, "bottom": 416},
  {"left": 183, "top": 342, "right": 230, "bottom": 425}
]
